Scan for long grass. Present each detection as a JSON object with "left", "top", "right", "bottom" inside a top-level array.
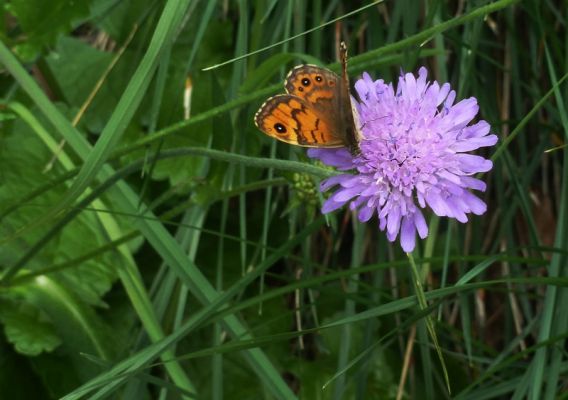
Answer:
[{"left": 0, "top": 0, "right": 567, "bottom": 399}]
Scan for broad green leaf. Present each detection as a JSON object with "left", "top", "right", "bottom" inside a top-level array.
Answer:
[
  {"left": 45, "top": 37, "right": 115, "bottom": 133},
  {"left": 0, "top": 112, "right": 117, "bottom": 306},
  {"left": 96, "top": 0, "right": 153, "bottom": 41},
  {"left": 0, "top": 299, "right": 61, "bottom": 356},
  {"left": 5, "top": 0, "right": 91, "bottom": 60}
]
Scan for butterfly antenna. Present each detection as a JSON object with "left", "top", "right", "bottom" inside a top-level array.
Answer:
[{"left": 340, "top": 41, "right": 348, "bottom": 79}]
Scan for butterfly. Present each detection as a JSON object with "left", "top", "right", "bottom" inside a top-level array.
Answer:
[{"left": 254, "top": 42, "right": 362, "bottom": 154}]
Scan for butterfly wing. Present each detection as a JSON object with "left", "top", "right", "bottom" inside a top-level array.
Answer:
[
  {"left": 339, "top": 42, "right": 363, "bottom": 151},
  {"left": 285, "top": 65, "right": 341, "bottom": 101},
  {"left": 285, "top": 62, "right": 361, "bottom": 152},
  {"left": 254, "top": 49, "right": 362, "bottom": 151},
  {"left": 254, "top": 94, "right": 344, "bottom": 147}
]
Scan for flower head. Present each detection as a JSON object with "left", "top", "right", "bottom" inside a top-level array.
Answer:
[{"left": 309, "top": 67, "right": 497, "bottom": 252}]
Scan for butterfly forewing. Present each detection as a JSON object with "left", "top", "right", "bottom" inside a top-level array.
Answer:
[
  {"left": 284, "top": 65, "right": 346, "bottom": 140},
  {"left": 254, "top": 94, "right": 343, "bottom": 147}
]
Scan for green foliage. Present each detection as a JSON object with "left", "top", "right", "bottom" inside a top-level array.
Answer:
[
  {"left": 46, "top": 37, "right": 116, "bottom": 132},
  {"left": 1, "top": 0, "right": 567, "bottom": 399},
  {"left": 4, "top": 0, "right": 91, "bottom": 61},
  {"left": 0, "top": 299, "right": 61, "bottom": 356},
  {"left": 0, "top": 113, "right": 117, "bottom": 303}
]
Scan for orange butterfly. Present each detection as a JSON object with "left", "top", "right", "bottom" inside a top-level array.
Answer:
[{"left": 254, "top": 42, "right": 362, "bottom": 154}]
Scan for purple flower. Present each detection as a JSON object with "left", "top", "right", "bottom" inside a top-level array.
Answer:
[{"left": 308, "top": 67, "right": 497, "bottom": 252}]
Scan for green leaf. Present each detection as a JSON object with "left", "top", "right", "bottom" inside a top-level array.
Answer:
[
  {"left": 3, "top": 275, "right": 120, "bottom": 397},
  {"left": 45, "top": 37, "right": 115, "bottom": 133},
  {"left": 96, "top": 0, "right": 152, "bottom": 41},
  {"left": 0, "top": 299, "right": 61, "bottom": 356},
  {"left": 0, "top": 109, "right": 117, "bottom": 306},
  {"left": 5, "top": 0, "right": 91, "bottom": 60}
]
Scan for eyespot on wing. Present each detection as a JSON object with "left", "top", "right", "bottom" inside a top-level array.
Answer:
[
  {"left": 254, "top": 94, "right": 344, "bottom": 147},
  {"left": 284, "top": 64, "right": 340, "bottom": 104}
]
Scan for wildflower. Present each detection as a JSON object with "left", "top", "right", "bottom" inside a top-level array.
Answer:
[{"left": 308, "top": 67, "right": 497, "bottom": 252}]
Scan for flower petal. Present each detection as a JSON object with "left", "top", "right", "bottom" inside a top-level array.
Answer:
[
  {"left": 446, "top": 196, "right": 468, "bottom": 223},
  {"left": 462, "top": 192, "right": 487, "bottom": 215},
  {"left": 460, "top": 120, "right": 490, "bottom": 139},
  {"left": 358, "top": 206, "right": 375, "bottom": 222},
  {"left": 403, "top": 72, "right": 417, "bottom": 100},
  {"left": 416, "top": 67, "right": 428, "bottom": 95},
  {"left": 379, "top": 216, "right": 387, "bottom": 230},
  {"left": 414, "top": 210, "right": 428, "bottom": 239},
  {"left": 456, "top": 154, "right": 493, "bottom": 173},
  {"left": 451, "top": 136, "right": 498, "bottom": 152},
  {"left": 425, "top": 192, "right": 448, "bottom": 217},
  {"left": 400, "top": 216, "right": 416, "bottom": 252},
  {"left": 307, "top": 148, "right": 353, "bottom": 169},
  {"left": 460, "top": 176, "right": 486, "bottom": 191},
  {"left": 444, "top": 90, "right": 456, "bottom": 111},
  {"left": 321, "top": 198, "right": 345, "bottom": 213},
  {"left": 320, "top": 175, "right": 349, "bottom": 191},
  {"left": 446, "top": 98, "right": 478, "bottom": 128},
  {"left": 386, "top": 206, "right": 402, "bottom": 237},
  {"left": 333, "top": 187, "right": 362, "bottom": 202},
  {"left": 437, "top": 83, "right": 451, "bottom": 106}
]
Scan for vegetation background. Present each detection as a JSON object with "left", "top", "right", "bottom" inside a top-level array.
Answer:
[{"left": 0, "top": 0, "right": 566, "bottom": 399}]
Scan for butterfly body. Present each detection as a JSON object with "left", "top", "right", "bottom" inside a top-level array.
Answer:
[{"left": 254, "top": 43, "right": 361, "bottom": 154}]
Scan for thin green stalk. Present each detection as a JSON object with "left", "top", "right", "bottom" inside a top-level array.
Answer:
[
  {"left": 202, "top": 0, "right": 384, "bottom": 71},
  {"left": 407, "top": 252, "right": 451, "bottom": 394},
  {"left": 332, "top": 222, "right": 364, "bottom": 400},
  {"left": 530, "top": 44, "right": 568, "bottom": 400}
]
